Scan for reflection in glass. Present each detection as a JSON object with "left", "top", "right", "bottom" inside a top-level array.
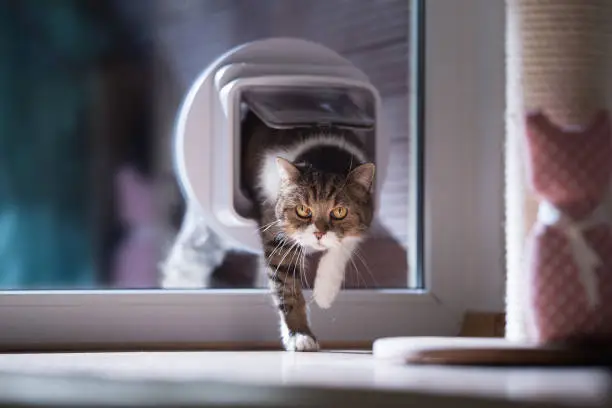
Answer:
[{"left": 0, "top": 0, "right": 412, "bottom": 290}]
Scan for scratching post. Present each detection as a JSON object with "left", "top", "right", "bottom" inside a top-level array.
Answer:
[
  {"left": 374, "top": 1, "right": 612, "bottom": 365},
  {"left": 505, "top": 0, "right": 609, "bottom": 342}
]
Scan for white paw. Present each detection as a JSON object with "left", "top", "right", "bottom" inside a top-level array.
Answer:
[
  {"left": 284, "top": 333, "right": 320, "bottom": 352},
  {"left": 313, "top": 280, "right": 339, "bottom": 309}
]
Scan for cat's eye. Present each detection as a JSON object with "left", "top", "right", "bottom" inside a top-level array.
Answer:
[
  {"left": 295, "top": 205, "right": 312, "bottom": 219},
  {"left": 330, "top": 207, "right": 348, "bottom": 220}
]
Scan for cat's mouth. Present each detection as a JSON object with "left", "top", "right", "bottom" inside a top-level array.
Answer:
[
  {"left": 293, "top": 238, "right": 328, "bottom": 253},
  {"left": 309, "top": 242, "right": 327, "bottom": 251},
  {"left": 290, "top": 229, "right": 341, "bottom": 252},
  {"left": 301, "top": 238, "right": 337, "bottom": 253}
]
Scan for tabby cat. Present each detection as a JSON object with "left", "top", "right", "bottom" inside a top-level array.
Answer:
[{"left": 162, "top": 111, "right": 375, "bottom": 351}]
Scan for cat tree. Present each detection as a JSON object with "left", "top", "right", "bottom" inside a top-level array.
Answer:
[
  {"left": 374, "top": 0, "right": 612, "bottom": 364},
  {"left": 505, "top": 0, "right": 611, "bottom": 345},
  {"left": 506, "top": 0, "right": 608, "bottom": 342}
]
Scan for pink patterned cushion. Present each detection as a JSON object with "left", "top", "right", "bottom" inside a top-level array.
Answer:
[
  {"left": 525, "top": 111, "right": 612, "bottom": 344},
  {"left": 526, "top": 111, "right": 610, "bottom": 218}
]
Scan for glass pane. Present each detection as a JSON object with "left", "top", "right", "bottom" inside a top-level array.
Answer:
[{"left": 0, "top": 0, "right": 419, "bottom": 290}]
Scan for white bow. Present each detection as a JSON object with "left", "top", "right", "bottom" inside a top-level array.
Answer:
[{"left": 537, "top": 200, "right": 610, "bottom": 309}]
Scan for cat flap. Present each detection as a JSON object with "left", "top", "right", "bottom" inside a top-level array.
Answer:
[{"left": 241, "top": 86, "right": 375, "bottom": 130}]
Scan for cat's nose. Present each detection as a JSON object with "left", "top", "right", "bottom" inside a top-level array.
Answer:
[{"left": 314, "top": 231, "right": 325, "bottom": 240}]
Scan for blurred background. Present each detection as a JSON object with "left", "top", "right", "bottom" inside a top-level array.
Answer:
[{"left": 0, "top": 0, "right": 413, "bottom": 290}]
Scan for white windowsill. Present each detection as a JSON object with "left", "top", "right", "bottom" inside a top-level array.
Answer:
[
  {"left": 0, "top": 0, "right": 506, "bottom": 349},
  {"left": 0, "top": 351, "right": 609, "bottom": 407}
]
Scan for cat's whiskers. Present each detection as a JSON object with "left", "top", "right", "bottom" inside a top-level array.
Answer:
[
  {"left": 337, "top": 245, "right": 353, "bottom": 290},
  {"left": 289, "top": 245, "right": 302, "bottom": 297},
  {"left": 299, "top": 246, "right": 309, "bottom": 291},
  {"left": 353, "top": 248, "right": 378, "bottom": 287},
  {"left": 257, "top": 219, "right": 281, "bottom": 234},
  {"left": 285, "top": 242, "right": 300, "bottom": 296},
  {"left": 338, "top": 244, "right": 367, "bottom": 289},
  {"left": 349, "top": 253, "right": 364, "bottom": 288},
  {"left": 265, "top": 238, "right": 288, "bottom": 289},
  {"left": 274, "top": 241, "right": 299, "bottom": 293},
  {"left": 265, "top": 237, "right": 286, "bottom": 268}
]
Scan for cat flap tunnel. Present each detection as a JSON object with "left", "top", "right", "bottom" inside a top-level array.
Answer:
[{"left": 174, "top": 38, "right": 388, "bottom": 253}]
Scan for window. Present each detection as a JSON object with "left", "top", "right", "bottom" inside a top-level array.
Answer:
[{"left": 0, "top": 0, "right": 505, "bottom": 348}]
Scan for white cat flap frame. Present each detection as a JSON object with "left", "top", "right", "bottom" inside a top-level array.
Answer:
[{"left": 174, "top": 38, "right": 388, "bottom": 253}]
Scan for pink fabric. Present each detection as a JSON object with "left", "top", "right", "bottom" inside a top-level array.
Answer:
[
  {"left": 111, "top": 165, "right": 160, "bottom": 288},
  {"left": 525, "top": 111, "right": 612, "bottom": 344}
]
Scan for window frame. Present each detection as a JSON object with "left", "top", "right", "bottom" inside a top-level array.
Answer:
[{"left": 0, "top": 0, "right": 505, "bottom": 348}]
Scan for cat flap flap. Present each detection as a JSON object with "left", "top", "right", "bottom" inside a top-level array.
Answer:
[{"left": 241, "top": 86, "right": 375, "bottom": 130}]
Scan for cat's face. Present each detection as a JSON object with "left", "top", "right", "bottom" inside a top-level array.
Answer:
[{"left": 274, "top": 158, "right": 375, "bottom": 252}]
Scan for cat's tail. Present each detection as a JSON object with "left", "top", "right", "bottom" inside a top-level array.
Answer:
[{"left": 159, "top": 203, "right": 226, "bottom": 288}]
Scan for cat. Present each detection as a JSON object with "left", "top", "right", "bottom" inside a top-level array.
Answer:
[{"left": 162, "top": 111, "right": 375, "bottom": 351}]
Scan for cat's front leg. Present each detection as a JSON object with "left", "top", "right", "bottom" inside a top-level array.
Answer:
[
  {"left": 313, "top": 238, "right": 360, "bottom": 309},
  {"left": 264, "top": 238, "right": 319, "bottom": 352}
]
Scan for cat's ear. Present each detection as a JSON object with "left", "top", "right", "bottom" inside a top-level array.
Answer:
[
  {"left": 347, "top": 163, "right": 375, "bottom": 191},
  {"left": 276, "top": 157, "right": 300, "bottom": 182}
]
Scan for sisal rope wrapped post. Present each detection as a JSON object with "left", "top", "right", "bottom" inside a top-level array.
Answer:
[{"left": 505, "top": 0, "right": 609, "bottom": 342}]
